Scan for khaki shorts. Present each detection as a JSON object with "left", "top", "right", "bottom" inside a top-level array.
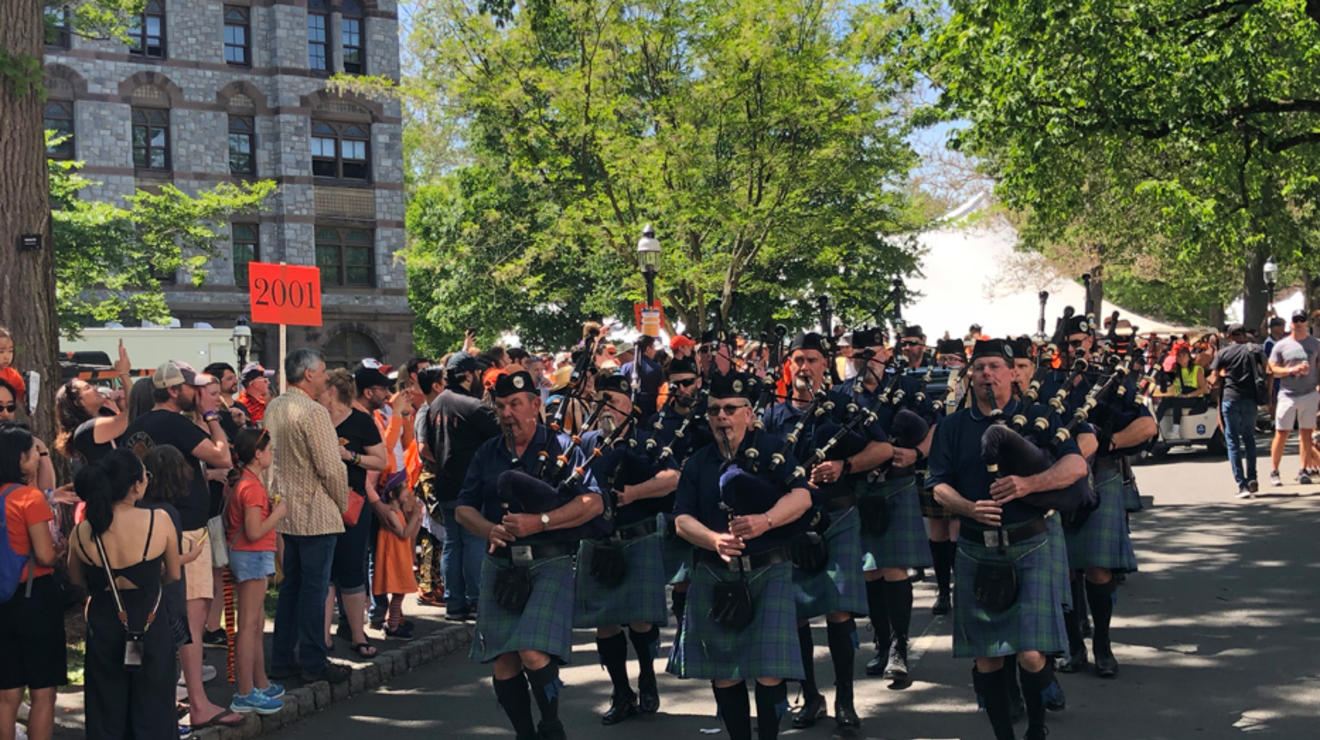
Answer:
[
  {"left": 1275, "top": 391, "right": 1319, "bottom": 431},
  {"left": 181, "top": 527, "right": 214, "bottom": 601}
]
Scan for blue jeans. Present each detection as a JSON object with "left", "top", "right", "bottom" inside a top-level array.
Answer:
[
  {"left": 440, "top": 502, "right": 484, "bottom": 615},
  {"left": 1222, "top": 396, "right": 1258, "bottom": 487},
  {"left": 272, "top": 533, "right": 337, "bottom": 672}
]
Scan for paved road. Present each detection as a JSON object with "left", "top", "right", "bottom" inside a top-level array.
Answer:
[{"left": 280, "top": 445, "right": 1320, "bottom": 739}]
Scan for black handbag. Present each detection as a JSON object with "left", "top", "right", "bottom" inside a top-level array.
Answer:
[
  {"left": 493, "top": 563, "right": 533, "bottom": 613},
  {"left": 588, "top": 540, "right": 629, "bottom": 588},
  {"left": 708, "top": 560, "right": 755, "bottom": 631},
  {"left": 972, "top": 558, "right": 1019, "bottom": 613}
]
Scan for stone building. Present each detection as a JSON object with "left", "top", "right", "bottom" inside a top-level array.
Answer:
[{"left": 42, "top": 0, "right": 412, "bottom": 368}]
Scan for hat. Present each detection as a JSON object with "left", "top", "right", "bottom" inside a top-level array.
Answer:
[
  {"left": 1226, "top": 322, "right": 1245, "bottom": 334},
  {"left": 548, "top": 365, "right": 573, "bottom": 392},
  {"left": 666, "top": 356, "right": 698, "bottom": 377},
  {"left": 1063, "top": 315, "right": 1091, "bottom": 336},
  {"left": 969, "top": 323, "right": 982, "bottom": 332},
  {"left": 354, "top": 366, "right": 392, "bottom": 393},
  {"left": 1269, "top": 316, "right": 1286, "bottom": 327},
  {"left": 612, "top": 340, "right": 634, "bottom": 356},
  {"left": 152, "top": 360, "right": 197, "bottom": 389},
  {"left": 1292, "top": 309, "right": 1308, "bottom": 322},
  {"left": 445, "top": 351, "right": 480, "bottom": 374},
  {"left": 595, "top": 373, "right": 632, "bottom": 395},
  {"left": 850, "top": 328, "right": 886, "bottom": 348},
  {"left": 901, "top": 325, "right": 924, "bottom": 339},
  {"left": 935, "top": 338, "right": 965, "bottom": 356},
  {"left": 493, "top": 370, "right": 537, "bottom": 399},
  {"left": 707, "top": 372, "right": 758, "bottom": 402},
  {"left": 1007, "top": 337, "right": 1034, "bottom": 360},
  {"left": 788, "top": 331, "right": 828, "bottom": 354},
  {"left": 970, "top": 338, "right": 1014, "bottom": 363},
  {"left": 670, "top": 334, "right": 696, "bottom": 350},
  {"left": 241, "top": 362, "right": 275, "bottom": 385},
  {"left": 358, "top": 357, "right": 395, "bottom": 375}
]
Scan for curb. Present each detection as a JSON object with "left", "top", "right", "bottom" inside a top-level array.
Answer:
[{"left": 192, "top": 624, "right": 472, "bottom": 740}]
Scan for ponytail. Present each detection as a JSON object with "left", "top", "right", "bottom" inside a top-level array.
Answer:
[
  {"left": 227, "top": 428, "right": 270, "bottom": 487},
  {"left": 75, "top": 448, "right": 143, "bottom": 536}
]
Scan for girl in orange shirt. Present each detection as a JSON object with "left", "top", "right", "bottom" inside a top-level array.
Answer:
[{"left": 373, "top": 485, "right": 422, "bottom": 639}]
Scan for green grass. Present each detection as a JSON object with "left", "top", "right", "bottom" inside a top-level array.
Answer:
[{"left": 67, "top": 640, "right": 85, "bottom": 687}]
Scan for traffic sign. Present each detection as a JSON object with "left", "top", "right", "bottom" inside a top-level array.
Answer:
[{"left": 248, "top": 262, "right": 322, "bottom": 327}]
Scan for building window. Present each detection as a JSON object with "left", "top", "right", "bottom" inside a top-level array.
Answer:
[
  {"left": 311, "top": 121, "right": 370, "bottom": 181},
  {"left": 45, "top": 6, "right": 71, "bottom": 49},
  {"left": 224, "top": 6, "right": 250, "bottom": 65},
  {"left": 308, "top": 0, "right": 329, "bottom": 72},
  {"left": 232, "top": 223, "right": 259, "bottom": 288},
  {"left": 315, "top": 226, "right": 374, "bottom": 287},
  {"left": 228, "top": 116, "right": 255, "bottom": 175},
  {"left": 44, "top": 101, "right": 74, "bottom": 160},
  {"left": 323, "top": 329, "right": 382, "bottom": 369},
  {"left": 128, "top": 0, "right": 166, "bottom": 58},
  {"left": 342, "top": 0, "right": 364, "bottom": 74},
  {"left": 132, "top": 108, "right": 170, "bottom": 170}
]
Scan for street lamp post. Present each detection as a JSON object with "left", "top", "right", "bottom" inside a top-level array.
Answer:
[
  {"left": 1263, "top": 256, "right": 1278, "bottom": 308},
  {"left": 231, "top": 316, "right": 252, "bottom": 368}
]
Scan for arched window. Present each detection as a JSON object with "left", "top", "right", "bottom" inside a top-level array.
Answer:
[{"left": 323, "top": 329, "right": 382, "bottom": 369}]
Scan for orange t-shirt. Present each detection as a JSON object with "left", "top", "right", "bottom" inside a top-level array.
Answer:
[
  {"left": 225, "top": 474, "right": 276, "bottom": 552},
  {"left": 3, "top": 484, "right": 54, "bottom": 580}
]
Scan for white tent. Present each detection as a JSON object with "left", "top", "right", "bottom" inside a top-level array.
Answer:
[{"left": 901, "top": 194, "right": 1191, "bottom": 340}]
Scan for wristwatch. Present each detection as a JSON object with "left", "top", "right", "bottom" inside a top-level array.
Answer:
[{"left": 540, "top": 513, "right": 551, "bottom": 530}]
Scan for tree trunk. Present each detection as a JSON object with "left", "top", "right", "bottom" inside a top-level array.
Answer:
[
  {"left": 1085, "top": 265, "right": 1104, "bottom": 323},
  {"left": 1242, "top": 250, "right": 1267, "bottom": 332},
  {"left": 0, "top": 0, "right": 60, "bottom": 445}
]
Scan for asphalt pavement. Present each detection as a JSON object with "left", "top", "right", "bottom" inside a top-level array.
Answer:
[{"left": 278, "top": 443, "right": 1320, "bottom": 739}]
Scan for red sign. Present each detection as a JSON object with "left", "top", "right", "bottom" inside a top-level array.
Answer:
[
  {"left": 248, "top": 262, "right": 323, "bottom": 327},
  {"left": 633, "top": 300, "right": 666, "bottom": 337}
]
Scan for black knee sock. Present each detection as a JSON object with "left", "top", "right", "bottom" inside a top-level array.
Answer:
[
  {"left": 628, "top": 625, "right": 660, "bottom": 685},
  {"left": 883, "top": 579, "right": 913, "bottom": 643},
  {"left": 525, "top": 663, "right": 562, "bottom": 725},
  {"left": 493, "top": 673, "right": 537, "bottom": 738},
  {"left": 1019, "top": 661, "right": 1055, "bottom": 733},
  {"left": 1003, "top": 660, "right": 1022, "bottom": 711},
  {"left": 971, "top": 667, "right": 1016, "bottom": 740},
  {"left": 826, "top": 619, "right": 856, "bottom": 708},
  {"left": 797, "top": 624, "right": 820, "bottom": 700},
  {"left": 754, "top": 682, "right": 788, "bottom": 740},
  {"left": 932, "top": 540, "right": 954, "bottom": 593},
  {"left": 865, "top": 579, "right": 889, "bottom": 649},
  {"left": 1085, "top": 578, "right": 1117, "bottom": 649},
  {"left": 1066, "top": 578, "right": 1086, "bottom": 650},
  {"left": 1074, "top": 570, "right": 1090, "bottom": 624},
  {"left": 713, "top": 682, "right": 751, "bottom": 740},
  {"left": 596, "top": 631, "right": 632, "bottom": 697}
]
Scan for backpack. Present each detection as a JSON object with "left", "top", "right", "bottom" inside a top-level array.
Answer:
[{"left": 0, "top": 484, "right": 35, "bottom": 602}]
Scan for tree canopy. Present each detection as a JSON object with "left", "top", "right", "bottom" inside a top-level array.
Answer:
[{"left": 405, "top": 0, "right": 924, "bottom": 352}]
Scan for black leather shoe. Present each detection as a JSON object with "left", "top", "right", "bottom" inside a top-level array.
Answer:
[
  {"left": 834, "top": 699, "right": 862, "bottom": 730},
  {"left": 883, "top": 639, "right": 909, "bottom": 680},
  {"left": 602, "top": 691, "right": 639, "bottom": 725},
  {"left": 864, "top": 645, "right": 887, "bottom": 676},
  {"left": 1024, "top": 725, "right": 1050, "bottom": 740},
  {"left": 1093, "top": 644, "right": 1119, "bottom": 679},
  {"left": 637, "top": 677, "right": 660, "bottom": 714},
  {"left": 931, "top": 590, "right": 952, "bottom": 615},
  {"left": 1056, "top": 644, "right": 1087, "bottom": 674},
  {"left": 1044, "top": 678, "right": 1066, "bottom": 712},
  {"left": 791, "top": 692, "right": 827, "bottom": 729},
  {"left": 537, "top": 719, "right": 567, "bottom": 740}
]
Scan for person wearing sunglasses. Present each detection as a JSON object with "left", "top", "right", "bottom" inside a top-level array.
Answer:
[
  {"left": 759, "top": 331, "right": 885, "bottom": 732},
  {"left": 899, "top": 325, "right": 929, "bottom": 368},
  {"left": 670, "top": 372, "right": 811, "bottom": 740},
  {"left": 571, "top": 374, "right": 679, "bottom": 724},
  {"left": 1266, "top": 309, "right": 1320, "bottom": 488}
]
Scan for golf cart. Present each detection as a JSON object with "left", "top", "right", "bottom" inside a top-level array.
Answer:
[{"left": 1145, "top": 392, "right": 1225, "bottom": 458}]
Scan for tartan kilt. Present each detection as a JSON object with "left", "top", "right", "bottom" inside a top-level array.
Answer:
[
  {"left": 860, "top": 476, "right": 935, "bottom": 571},
  {"left": 952, "top": 532, "right": 1066, "bottom": 659},
  {"left": 471, "top": 554, "right": 576, "bottom": 664},
  {"left": 791, "top": 508, "right": 868, "bottom": 620},
  {"left": 572, "top": 534, "right": 670, "bottom": 628},
  {"left": 919, "top": 472, "right": 954, "bottom": 519},
  {"left": 660, "top": 514, "right": 693, "bottom": 584},
  {"left": 1122, "top": 477, "right": 1143, "bottom": 513},
  {"left": 1044, "top": 512, "right": 1071, "bottom": 611},
  {"left": 666, "top": 560, "right": 803, "bottom": 681},
  {"left": 1064, "top": 466, "right": 1139, "bottom": 573}
]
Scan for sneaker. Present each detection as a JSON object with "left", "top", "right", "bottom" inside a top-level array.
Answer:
[
  {"left": 177, "top": 726, "right": 191, "bottom": 739},
  {"left": 260, "top": 683, "right": 285, "bottom": 700},
  {"left": 230, "top": 690, "right": 283, "bottom": 715},
  {"left": 1169, "top": 423, "right": 1181, "bottom": 439},
  {"left": 1247, "top": 479, "right": 1259, "bottom": 493},
  {"left": 1299, "top": 470, "right": 1312, "bottom": 485},
  {"left": 1270, "top": 470, "right": 1283, "bottom": 487},
  {"left": 1235, "top": 485, "right": 1252, "bottom": 500},
  {"left": 202, "top": 628, "right": 227, "bottom": 647}
]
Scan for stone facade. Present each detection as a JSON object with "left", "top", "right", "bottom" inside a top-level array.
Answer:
[{"left": 44, "top": 0, "right": 413, "bottom": 367}]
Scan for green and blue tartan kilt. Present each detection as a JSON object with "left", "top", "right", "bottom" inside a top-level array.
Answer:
[
  {"left": 572, "top": 534, "right": 670, "bottom": 628},
  {"left": 792, "top": 508, "right": 868, "bottom": 620},
  {"left": 952, "top": 532, "right": 1066, "bottom": 659},
  {"left": 666, "top": 560, "right": 803, "bottom": 681},
  {"left": 1122, "top": 476, "right": 1143, "bottom": 512},
  {"left": 919, "top": 472, "right": 954, "bottom": 518},
  {"left": 860, "top": 477, "right": 935, "bottom": 571},
  {"left": 1064, "top": 467, "right": 1139, "bottom": 573},
  {"left": 1044, "top": 512, "right": 1071, "bottom": 611},
  {"left": 660, "top": 514, "right": 693, "bottom": 584},
  {"left": 471, "top": 554, "right": 576, "bottom": 664}
]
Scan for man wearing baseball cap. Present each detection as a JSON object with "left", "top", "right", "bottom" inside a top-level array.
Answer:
[
  {"left": 1266, "top": 309, "right": 1320, "bottom": 487},
  {"left": 118, "top": 361, "right": 239, "bottom": 728},
  {"left": 236, "top": 362, "right": 276, "bottom": 424}
]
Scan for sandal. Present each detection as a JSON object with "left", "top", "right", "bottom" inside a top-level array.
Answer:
[
  {"left": 353, "top": 642, "right": 377, "bottom": 658},
  {"left": 192, "top": 709, "right": 245, "bottom": 729}
]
